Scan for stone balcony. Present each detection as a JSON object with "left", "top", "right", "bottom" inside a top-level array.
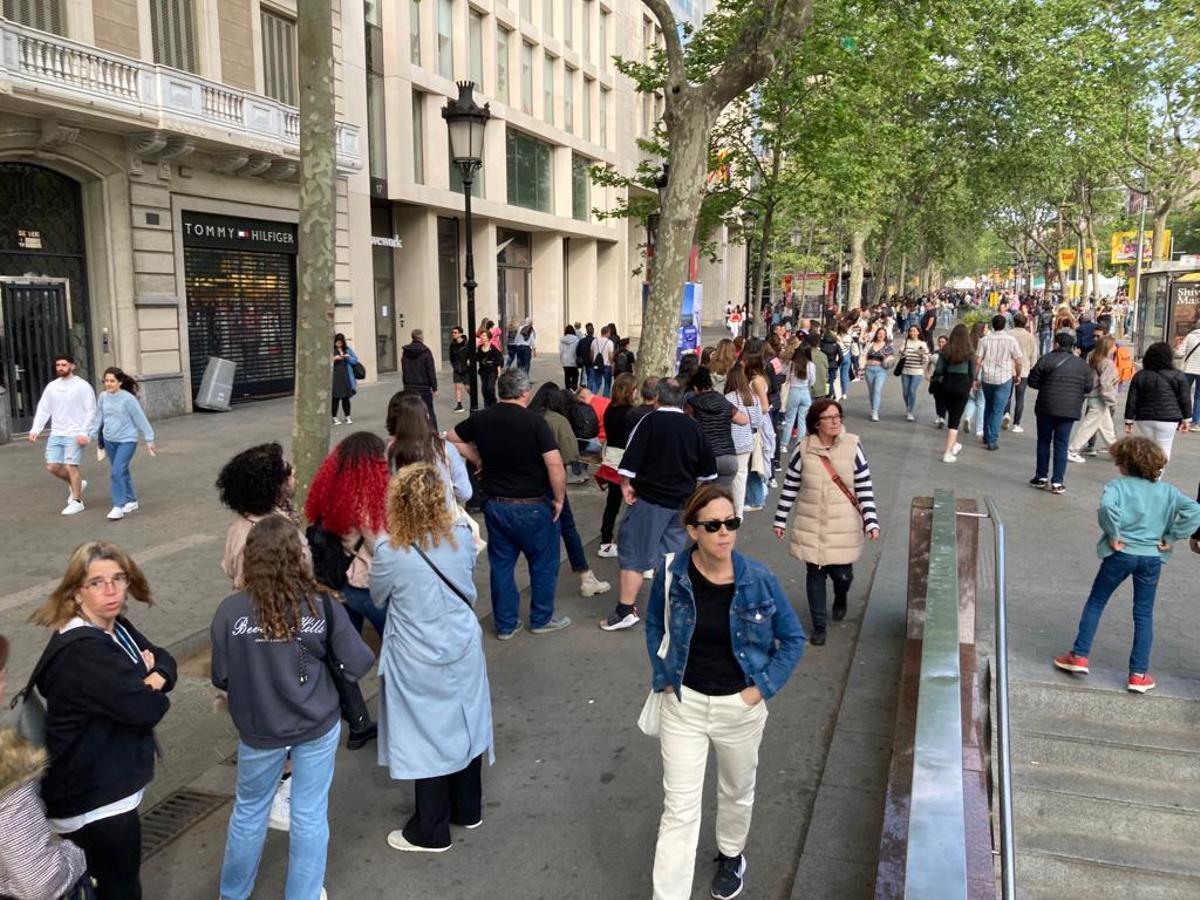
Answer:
[{"left": 0, "top": 18, "right": 361, "bottom": 175}]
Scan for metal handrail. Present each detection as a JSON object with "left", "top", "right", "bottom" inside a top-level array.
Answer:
[{"left": 984, "top": 496, "right": 1016, "bottom": 900}]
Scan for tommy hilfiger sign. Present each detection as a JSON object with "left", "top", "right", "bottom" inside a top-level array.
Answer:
[{"left": 182, "top": 211, "right": 298, "bottom": 254}]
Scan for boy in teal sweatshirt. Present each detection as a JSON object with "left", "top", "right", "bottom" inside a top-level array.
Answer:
[{"left": 1054, "top": 437, "right": 1200, "bottom": 693}]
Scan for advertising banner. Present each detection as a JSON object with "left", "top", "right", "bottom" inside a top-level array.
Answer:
[
  {"left": 1111, "top": 230, "right": 1172, "bottom": 265},
  {"left": 1057, "top": 248, "right": 1077, "bottom": 270}
]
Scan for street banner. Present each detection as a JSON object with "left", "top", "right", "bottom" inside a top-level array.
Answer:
[
  {"left": 1111, "top": 229, "right": 1172, "bottom": 265},
  {"left": 1058, "top": 248, "right": 1077, "bottom": 270},
  {"left": 1084, "top": 248, "right": 1094, "bottom": 270}
]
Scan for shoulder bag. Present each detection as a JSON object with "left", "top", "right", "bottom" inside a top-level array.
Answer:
[
  {"left": 3, "top": 630, "right": 97, "bottom": 747},
  {"left": 314, "top": 593, "right": 372, "bottom": 741},
  {"left": 637, "top": 553, "right": 676, "bottom": 738},
  {"left": 818, "top": 455, "right": 860, "bottom": 512}
]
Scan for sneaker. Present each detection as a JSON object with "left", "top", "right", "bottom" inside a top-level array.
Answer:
[
  {"left": 986, "top": 443, "right": 999, "bottom": 451},
  {"left": 643, "top": 568, "right": 656, "bottom": 579},
  {"left": 1128, "top": 673, "right": 1156, "bottom": 693},
  {"left": 1054, "top": 652, "right": 1089, "bottom": 674},
  {"left": 70, "top": 479, "right": 88, "bottom": 502},
  {"left": 1011, "top": 424, "right": 1024, "bottom": 433},
  {"left": 496, "top": 622, "right": 524, "bottom": 641},
  {"left": 122, "top": 501, "right": 139, "bottom": 513},
  {"left": 961, "top": 420, "right": 971, "bottom": 435},
  {"left": 344, "top": 416, "right": 353, "bottom": 424},
  {"left": 346, "top": 722, "right": 378, "bottom": 750},
  {"left": 531, "top": 616, "right": 572, "bottom": 634},
  {"left": 942, "top": 452, "right": 957, "bottom": 463},
  {"left": 1067, "top": 451, "right": 1086, "bottom": 464},
  {"left": 386, "top": 830, "right": 451, "bottom": 853},
  {"left": 600, "top": 606, "right": 640, "bottom": 631},
  {"left": 952, "top": 442, "right": 963, "bottom": 456},
  {"left": 870, "top": 412, "right": 879, "bottom": 422},
  {"left": 106, "top": 506, "right": 124, "bottom": 521},
  {"left": 743, "top": 504, "right": 763, "bottom": 512},
  {"left": 580, "top": 570, "right": 611, "bottom": 597},
  {"left": 1029, "top": 477, "right": 1048, "bottom": 489},
  {"left": 1084, "top": 447, "right": 1099, "bottom": 457},
  {"left": 61, "top": 499, "right": 85, "bottom": 516},
  {"left": 598, "top": 543, "right": 618, "bottom": 558},
  {"left": 453, "top": 402, "right": 465, "bottom": 413},
  {"left": 269, "top": 779, "right": 292, "bottom": 832},
  {"left": 710, "top": 853, "right": 747, "bottom": 900},
  {"left": 936, "top": 417, "right": 946, "bottom": 429},
  {"left": 768, "top": 478, "right": 779, "bottom": 489},
  {"left": 906, "top": 413, "right": 915, "bottom": 422},
  {"left": 809, "top": 628, "right": 826, "bottom": 646},
  {"left": 1002, "top": 413, "right": 1012, "bottom": 430},
  {"left": 332, "top": 416, "right": 342, "bottom": 425},
  {"left": 1049, "top": 483, "right": 1066, "bottom": 495},
  {"left": 458, "top": 818, "right": 483, "bottom": 829}
]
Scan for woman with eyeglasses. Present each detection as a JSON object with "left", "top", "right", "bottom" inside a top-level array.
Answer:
[
  {"left": 29, "top": 542, "right": 176, "bottom": 898},
  {"left": 645, "top": 483, "right": 805, "bottom": 900},
  {"left": 772, "top": 398, "right": 881, "bottom": 646}
]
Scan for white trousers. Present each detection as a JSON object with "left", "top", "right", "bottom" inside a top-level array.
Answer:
[
  {"left": 1069, "top": 398, "right": 1116, "bottom": 452},
  {"left": 730, "top": 453, "right": 750, "bottom": 518},
  {"left": 1136, "top": 420, "right": 1178, "bottom": 461},
  {"left": 652, "top": 686, "right": 768, "bottom": 900}
]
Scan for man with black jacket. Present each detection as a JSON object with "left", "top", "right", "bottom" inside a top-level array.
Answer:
[
  {"left": 448, "top": 326, "right": 471, "bottom": 413},
  {"left": 401, "top": 329, "right": 439, "bottom": 426},
  {"left": 1027, "top": 332, "right": 1096, "bottom": 495}
]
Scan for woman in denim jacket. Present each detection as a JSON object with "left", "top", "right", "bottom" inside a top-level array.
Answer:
[{"left": 644, "top": 484, "right": 806, "bottom": 900}]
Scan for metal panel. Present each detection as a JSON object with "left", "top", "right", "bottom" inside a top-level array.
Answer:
[
  {"left": 905, "top": 489, "right": 968, "bottom": 899},
  {"left": 985, "top": 495, "right": 1017, "bottom": 900},
  {"left": 0, "top": 281, "right": 70, "bottom": 432}
]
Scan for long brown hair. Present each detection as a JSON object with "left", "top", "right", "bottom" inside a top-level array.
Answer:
[
  {"left": 724, "top": 363, "right": 754, "bottom": 405},
  {"left": 387, "top": 463, "right": 458, "bottom": 550},
  {"left": 944, "top": 324, "right": 973, "bottom": 365},
  {"left": 32, "top": 542, "right": 154, "bottom": 628},
  {"left": 710, "top": 339, "right": 737, "bottom": 377},
  {"left": 789, "top": 345, "right": 812, "bottom": 380},
  {"left": 1089, "top": 335, "right": 1115, "bottom": 370},
  {"left": 386, "top": 391, "right": 447, "bottom": 472},
  {"left": 242, "top": 516, "right": 319, "bottom": 640},
  {"left": 610, "top": 372, "right": 637, "bottom": 407}
]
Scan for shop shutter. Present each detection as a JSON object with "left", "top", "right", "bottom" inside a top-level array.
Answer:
[{"left": 261, "top": 9, "right": 297, "bottom": 106}]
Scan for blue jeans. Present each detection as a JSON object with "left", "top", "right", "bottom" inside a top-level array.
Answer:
[
  {"left": 516, "top": 345, "right": 532, "bottom": 374},
  {"left": 900, "top": 374, "right": 922, "bottom": 415},
  {"left": 484, "top": 499, "right": 561, "bottom": 634},
  {"left": 981, "top": 380, "right": 1013, "bottom": 446},
  {"left": 106, "top": 441, "right": 137, "bottom": 506},
  {"left": 588, "top": 365, "right": 613, "bottom": 396},
  {"left": 864, "top": 365, "right": 887, "bottom": 415},
  {"left": 558, "top": 495, "right": 587, "bottom": 573},
  {"left": 1038, "top": 331, "right": 1052, "bottom": 357},
  {"left": 1035, "top": 413, "right": 1074, "bottom": 485},
  {"left": 219, "top": 722, "right": 340, "bottom": 900},
  {"left": 838, "top": 355, "right": 851, "bottom": 395},
  {"left": 1188, "top": 373, "right": 1200, "bottom": 426},
  {"left": 780, "top": 385, "right": 811, "bottom": 453},
  {"left": 341, "top": 584, "right": 387, "bottom": 636},
  {"left": 1071, "top": 551, "right": 1162, "bottom": 673}
]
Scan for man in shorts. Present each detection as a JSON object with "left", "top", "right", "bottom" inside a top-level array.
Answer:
[
  {"left": 29, "top": 353, "right": 96, "bottom": 515},
  {"left": 600, "top": 379, "right": 718, "bottom": 631}
]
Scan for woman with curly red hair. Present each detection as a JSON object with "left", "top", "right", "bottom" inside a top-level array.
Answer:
[{"left": 304, "top": 431, "right": 391, "bottom": 636}]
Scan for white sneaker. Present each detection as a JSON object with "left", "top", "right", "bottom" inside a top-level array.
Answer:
[
  {"left": 598, "top": 543, "right": 618, "bottom": 558},
  {"left": 69, "top": 480, "right": 88, "bottom": 503},
  {"left": 387, "top": 830, "right": 451, "bottom": 853},
  {"left": 953, "top": 442, "right": 963, "bottom": 456},
  {"left": 906, "top": 413, "right": 915, "bottom": 422},
  {"left": 580, "top": 570, "right": 611, "bottom": 597},
  {"left": 1002, "top": 413, "right": 1012, "bottom": 430},
  {"left": 344, "top": 416, "right": 353, "bottom": 424},
  {"left": 1011, "top": 424, "right": 1024, "bottom": 433},
  {"left": 61, "top": 499, "right": 85, "bottom": 516},
  {"left": 1067, "top": 451, "right": 1086, "bottom": 464},
  {"left": 332, "top": 417, "right": 342, "bottom": 426},
  {"left": 269, "top": 779, "right": 292, "bottom": 832},
  {"left": 870, "top": 412, "right": 879, "bottom": 422},
  {"left": 122, "top": 501, "right": 139, "bottom": 513},
  {"left": 106, "top": 506, "right": 124, "bottom": 520},
  {"left": 942, "top": 453, "right": 957, "bottom": 463}
]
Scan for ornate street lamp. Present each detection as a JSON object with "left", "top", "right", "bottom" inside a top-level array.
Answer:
[{"left": 442, "top": 81, "right": 491, "bottom": 411}]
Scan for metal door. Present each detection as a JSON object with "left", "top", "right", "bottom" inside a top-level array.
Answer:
[{"left": 0, "top": 281, "right": 71, "bottom": 433}]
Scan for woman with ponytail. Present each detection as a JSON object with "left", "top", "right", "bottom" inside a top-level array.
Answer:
[{"left": 83, "top": 367, "right": 157, "bottom": 521}]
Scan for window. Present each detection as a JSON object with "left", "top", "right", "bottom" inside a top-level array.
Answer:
[
  {"left": 641, "top": 93, "right": 650, "bottom": 136},
  {"left": 542, "top": 0, "right": 553, "bottom": 37},
  {"left": 572, "top": 154, "right": 590, "bottom": 221},
  {"left": 599, "top": 86, "right": 608, "bottom": 147},
  {"left": 469, "top": 9, "right": 484, "bottom": 85},
  {"left": 520, "top": 0, "right": 531, "bottom": 21},
  {"left": 564, "top": 0, "right": 573, "bottom": 48},
  {"left": 149, "top": 0, "right": 196, "bottom": 72},
  {"left": 2, "top": 0, "right": 62, "bottom": 34},
  {"left": 582, "top": 0, "right": 592, "bottom": 60},
  {"left": 642, "top": 17, "right": 652, "bottom": 64},
  {"left": 412, "top": 91, "right": 425, "bottom": 183},
  {"left": 543, "top": 54, "right": 554, "bottom": 125},
  {"left": 564, "top": 66, "right": 575, "bottom": 133},
  {"left": 496, "top": 27, "right": 511, "bottom": 102},
  {"left": 583, "top": 76, "right": 592, "bottom": 141},
  {"left": 437, "top": 0, "right": 454, "bottom": 79},
  {"left": 261, "top": 10, "right": 297, "bottom": 106},
  {"left": 521, "top": 42, "right": 534, "bottom": 114},
  {"left": 409, "top": 0, "right": 421, "bottom": 64},
  {"left": 506, "top": 129, "right": 553, "bottom": 212},
  {"left": 366, "top": 3, "right": 388, "bottom": 187},
  {"left": 599, "top": 10, "right": 608, "bottom": 69}
]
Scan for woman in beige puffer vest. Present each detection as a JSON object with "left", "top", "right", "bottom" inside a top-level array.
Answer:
[{"left": 773, "top": 398, "right": 880, "bottom": 645}]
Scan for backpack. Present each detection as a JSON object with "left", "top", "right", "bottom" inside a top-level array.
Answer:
[
  {"left": 305, "top": 522, "right": 362, "bottom": 591},
  {"left": 614, "top": 348, "right": 635, "bottom": 376},
  {"left": 575, "top": 335, "right": 594, "bottom": 368},
  {"left": 593, "top": 338, "right": 609, "bottom": 370},
  {"left": 568, "top": 399, "right": 600, "bottom": 439},
  {"left": 1114, "top": 345, "right": 1135, "bottom": 383}
]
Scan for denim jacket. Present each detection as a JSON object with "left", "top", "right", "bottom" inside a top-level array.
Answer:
[{"left": 645, "top": 548, "right": 806, "bottom": 702}]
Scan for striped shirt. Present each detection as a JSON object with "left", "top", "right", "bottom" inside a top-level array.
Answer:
[
  {"left": 975, "top": 330, "right": 1024, "bottom": 384},
  {"left": 773, "top": 442, "right": 879, "bottom": 532},
  {"left": 898, "top": 339, "right": 929, "bottom": 375}
]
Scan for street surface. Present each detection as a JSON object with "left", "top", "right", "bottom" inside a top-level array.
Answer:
[{"left": 2, "top": 328, "right": 1197, "bottom": 898}]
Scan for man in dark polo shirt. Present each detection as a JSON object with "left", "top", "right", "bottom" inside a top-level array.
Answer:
[
  {"left": 600, "top": 378, "right": 718, "bottom": 631},
  {"left": 449, "top": 368, "right": 570, "bottom": 640}
]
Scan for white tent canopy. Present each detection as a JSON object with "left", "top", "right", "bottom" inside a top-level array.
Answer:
[{"left": 947, "top": 276, "right": 976, "bottom": 290}]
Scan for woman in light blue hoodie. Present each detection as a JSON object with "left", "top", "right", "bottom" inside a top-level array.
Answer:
[
  {"left": 83, "top": 367, "right": 156, "bottom": 521},
  {"left": 1053, "top": 437, "right": 1200, "bottom": 693}
]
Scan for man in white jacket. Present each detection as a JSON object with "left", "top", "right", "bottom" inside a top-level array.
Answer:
[
  {"left": 28, "top": 354, "right": 95, "bottom": 515},
  {"left": 1178, "top": 324, "right": 1200, "bottom": 429}
]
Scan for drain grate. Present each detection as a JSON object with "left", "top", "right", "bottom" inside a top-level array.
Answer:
[{"left": 141, "top": 789, "right": 230, "bottom": 859}]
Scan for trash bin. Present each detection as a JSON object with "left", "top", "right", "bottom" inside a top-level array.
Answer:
[{"left": 194, "top": 357, "right": 235, "bottom": 411}]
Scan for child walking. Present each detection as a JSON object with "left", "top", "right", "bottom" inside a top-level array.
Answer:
[{"left": 1053, "top": 437, "right": 1200, "bottom": 693}]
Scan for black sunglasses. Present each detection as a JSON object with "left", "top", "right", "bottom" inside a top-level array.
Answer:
[{"left": 691, "top": 517, "right": 742, "bottom": 534}]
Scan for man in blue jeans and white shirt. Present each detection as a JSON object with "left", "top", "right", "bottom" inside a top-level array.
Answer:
[
  {"left": 974, "top": 315, "right": 1025, "bottom": 451},
  {"left": 28, "top": 353, "right": 96, "bottom": 515},
  {"left": 449, "top": 368, "right": 570, "bottom": 640}
]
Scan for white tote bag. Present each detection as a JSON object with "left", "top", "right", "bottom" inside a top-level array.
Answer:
[{"left": 637, "top": 553, "right": 675, "bottom": 738}]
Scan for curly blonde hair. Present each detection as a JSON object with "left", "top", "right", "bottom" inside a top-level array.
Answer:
[
  {"left": 242, "top": 515, "right": 320, "bottom": 641},
  {"left": 1109, "top": 436, "right": 1167, "bottom": 482},
  {"left": 387, "top": 463, "right": 458, "bottom": 550},
  {"left": 32, "top": 542, "right": 154, "bottom": 629}
]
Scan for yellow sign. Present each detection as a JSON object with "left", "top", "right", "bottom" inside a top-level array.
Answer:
[
  {"left": 1084, "top": 248, "right": 1094, "bottom": 270},
  {"left": 1111, "top": 230, "right": 1172, "bottom": 265},
  {"left": 1058, "top": 248, "right": 1077, "bottom": 270}
]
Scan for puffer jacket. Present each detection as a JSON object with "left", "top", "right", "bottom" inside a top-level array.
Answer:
[
  {"left": 0, "top": 728, "right": 88, "bottom": 899},
  {"left": 1125, "top": 367, "right": 1192, "bottom": 423},
  {"left": 1027, "top": 350, "right": 1095, "bottom": 420}
]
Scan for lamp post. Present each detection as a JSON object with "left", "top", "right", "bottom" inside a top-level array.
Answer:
[{"left": 442, "top": 81, "right": 491, "bottom": 411}]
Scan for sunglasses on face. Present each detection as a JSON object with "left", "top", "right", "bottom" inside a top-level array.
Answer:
[{"left": 691, "top": 517, "right": 742, "bottom": 534}]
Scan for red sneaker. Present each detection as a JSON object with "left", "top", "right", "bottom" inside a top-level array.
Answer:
[
  {"left": 1053, "top": 652, "right": 1090, "bottom": 674},
  {"left": 1128, "top": 673, "right": 1156, "bottom": 693}
]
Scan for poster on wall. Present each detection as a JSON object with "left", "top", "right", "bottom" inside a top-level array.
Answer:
[
  {"left": 678, "top": 282, "right": 703, "bottom": 359},
  {"left": 1170, "top": 280, "right": 1200, "bottom": 348}
]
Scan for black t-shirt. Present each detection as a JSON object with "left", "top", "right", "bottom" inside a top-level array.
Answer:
[
  {"left": 603, "top": 402, "right": 634, "bottom": 450},
  {"left": 683, "top": 556, "right": 747, "bottom": 696},
  {"left": 626, "top": 403, "right": 654, "bottom": 434},
  {"left": 619, "top": 408, "right": 717, "bottom": 509},
  {"left": 453, "top": 402, "right": 557, "bottom": 498}
]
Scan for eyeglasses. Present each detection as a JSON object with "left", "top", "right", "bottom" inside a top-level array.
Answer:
[
  {"left": 818, "top": 414, "right": 843, "bottom": 423},
  {"left": 691, "top": 517, "right": 742, "bottom": 534},
  {"left": 83, "top": 573, "right": 129, "bottom": 592}
]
